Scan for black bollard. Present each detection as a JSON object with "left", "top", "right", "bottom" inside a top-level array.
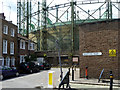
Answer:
[
  {"left": 72, "top": 67, "right": 74, "bottom": 81},
  {"left": 110, "top": 71, "right": 113, "bottom": 90}
]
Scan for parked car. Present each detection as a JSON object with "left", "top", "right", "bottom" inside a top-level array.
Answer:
[
  {"left": 18, "top": 62, "right": 40, "bottom": 74},
  {"left": 38, "top": 62, "right": 51, "bottom": 70},
  {"left": 0, "top": 66, "right": 19, "bottom": 80}
]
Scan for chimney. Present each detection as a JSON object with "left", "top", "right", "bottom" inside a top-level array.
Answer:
[
  {"left": 0, "top": 13, "right": 6, "bottom": 19},
  {"left": 8, "top": 21, "right": 12, "bottom": 23}
]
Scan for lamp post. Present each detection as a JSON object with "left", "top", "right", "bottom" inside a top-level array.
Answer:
[{"left": 56, "top": 40, "right": 63, "bottom": 81}]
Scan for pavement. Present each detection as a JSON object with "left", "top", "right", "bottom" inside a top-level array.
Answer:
[
  {"left": 1, "top": 67, "right": 120, "bottom": 90},
  {"left": 68, "top": 68, "right": 120, "bottom": 89}
]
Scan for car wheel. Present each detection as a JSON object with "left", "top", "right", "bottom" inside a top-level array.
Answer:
[
  {"left": 30, "top": 70, "right": 33, "bottom": 73},
  {"left": 16, "top": 72, "right": 19, "bottom": 77},
  {"left": 0, "top": 75, "right": 3, "bottom": 80}
]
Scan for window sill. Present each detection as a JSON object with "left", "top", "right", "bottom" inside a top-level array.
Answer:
[
  {"left": 3, "top": 53, "right": 7, "bottom": 54},
  {"left": 11, "top": 36, "right": 14, "bottom": 37},
  {"left": 3, "top": 33, "right": 8, "bottom": 35},
  {"left": 20, "top": 48, "right": 25, "bottom": 50}
]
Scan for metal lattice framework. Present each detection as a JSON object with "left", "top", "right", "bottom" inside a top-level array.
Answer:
[{"left": 17, "top": 0, "right": 120, "bottom": 55}]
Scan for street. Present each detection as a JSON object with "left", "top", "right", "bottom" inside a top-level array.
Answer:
[
  {"left": 0, "top": 68, "right": 119, "bottom": 90},
  {"left": 1, "top": 68, "right": 68, "bottom": 88}
]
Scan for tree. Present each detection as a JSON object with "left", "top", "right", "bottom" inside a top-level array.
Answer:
[{"left": 24, "top": 54, "right": 37, "bottom": 62}]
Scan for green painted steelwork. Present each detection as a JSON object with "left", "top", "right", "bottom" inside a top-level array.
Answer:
[{"left": 17, "top": 0, "right": 120, "bottom": 53}]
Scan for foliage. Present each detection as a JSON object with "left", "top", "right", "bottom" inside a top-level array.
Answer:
[{"left": 24, "top": 54, "right": 37, "bottom": 62}]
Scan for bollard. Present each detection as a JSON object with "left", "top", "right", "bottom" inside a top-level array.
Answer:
[
  {"left": 85, "top": 66, "right": 88, "bottom": 79},
  {"left": 110, "top": 71, "right": 113, "bottom": 90},
  {"left": 48, "top": 71, "right": 54, "bottom": 88},
  {"left": 72, "top": 66, "right": 74, "bottom": 81}
]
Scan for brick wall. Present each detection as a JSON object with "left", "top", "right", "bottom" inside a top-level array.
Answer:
[
  {"left": 17, "top": 36, "right": 35, "bottom": 65},
  {"left": 79, "top": 20, "right": 119, "bottom": 79},
  {"left": 2, "top": 19, "right": 18, "bottom": 66}
]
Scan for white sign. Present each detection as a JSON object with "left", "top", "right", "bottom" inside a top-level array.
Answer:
[
  {"left": 73, "top": 57, "right": 78, "bottom": 62},
  {"left": 83, "top": 52, "right": 102, "bottom": 56}
]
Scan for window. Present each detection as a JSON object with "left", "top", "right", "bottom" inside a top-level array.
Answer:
[
  {"left": 20, "top": 55, "right": 25, "bottom": 63},
  {"left": 3, "top": 25, "right": 8, "bottom": 34},
  {"left": 11, "top": 57, "right": 15, "bottom": 66},
  {"left": 20, "top": 40, "right": 25, "bottom": 49},
  {"left": 6, "top": 57, "right": 10, "bottom": 67},
  {"left": 3, "top": 40, "right": 7, "bottom": 54},
  {"left": 28, "top": 42, "right": 35, "bottom": 50},
  {"left": 11, "top": 28, "right": 15, "bottom": 37},
  {"left": 0, "top": 57, "right": 4, "bottom": 66},
  {"left": 33, "top": 43, "right": 35, "bottom": 50},
  {"left": 10, "top": 42, "right": 14, "bottom": 54}
]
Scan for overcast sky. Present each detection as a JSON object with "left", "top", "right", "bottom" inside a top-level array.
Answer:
[{"left": 0, "top": 0, "right": 118, "bottom": 25}]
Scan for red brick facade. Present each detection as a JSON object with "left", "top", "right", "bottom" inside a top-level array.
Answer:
[
  {"left": 0, "top": 14, "right": 18, "bottom": 67},
  {"left": 0, "top": 13, "right": 36, "bottom": 67},
  {"left": 79, "top": 19, "right": 120, "bottom": 79},
  {"left": 17, "top": 34, "right": 35, "bottom": 65}
]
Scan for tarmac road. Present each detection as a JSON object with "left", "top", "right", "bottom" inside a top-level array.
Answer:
[
  {"left": 1, "top": 68, "right": 68, "bottom": 88},
  {"left": 0, "top": 68, "right": 119, "bottom": 90}
]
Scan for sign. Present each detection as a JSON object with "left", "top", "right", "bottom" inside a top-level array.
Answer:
[
  {"left": 109, "top": 49, "right": 116, "bottom": 56},
  {"left": 64, "top": 59, "right": 69, "bottom": 62},
  {"left": 83, "top": 52, "right": 102, "bottom": 56},
  {"left": 73, "top": 57, "right": 78, "bottom": 62}
]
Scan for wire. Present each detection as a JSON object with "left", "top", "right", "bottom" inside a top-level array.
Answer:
[{"left": 47, "top": 0, "right": 55, "bottom": 7}]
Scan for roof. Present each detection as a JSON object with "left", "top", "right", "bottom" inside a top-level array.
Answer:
[
  {"left": 18, "top": 34, "right": 29, "bottom": 41},
  {"left": 18, "top": 34, "right": 36, "bottom": 44},
  {"left": 30, "top": 18, "right": 120, "bottom": 34}
]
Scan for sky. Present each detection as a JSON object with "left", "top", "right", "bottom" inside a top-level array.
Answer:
[
  {"left": 0, "top": 0, "right": 17, "bottom": 24},
  {"left": 0, "top": 0, "right": 119, "bottom": 25},
  {"left": 0, "top": 0, "right": 72, "bottom": 25}
]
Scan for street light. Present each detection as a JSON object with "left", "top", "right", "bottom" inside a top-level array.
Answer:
[{"left": 56, "top": 40, "right": 63, "bottom": 81}]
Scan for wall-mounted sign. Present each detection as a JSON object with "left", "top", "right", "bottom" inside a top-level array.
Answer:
[
  {"left": 109, "top": 49, "right": 116, "bottom": 56},
  {"left": 83, "top": 52, "right": 102, "bottom": 56},
  {"left": 73, "top": 57, "right": 79, "bottom": 62},
  {"left": 64, "top": 59, "right": 69, "bottom": 62}
]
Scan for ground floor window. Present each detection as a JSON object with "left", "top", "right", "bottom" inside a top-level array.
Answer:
[
  {"left": 20, "top": 55, "right": 25, "bottom": 63},
  {"left": 11, "top": 57, "right": 15, "bottom": 66},
  {"left": 6, "top": 57, "right": 10, "bottom": 67},
  {"left": 0, "top": 57, "right": 4, "bottom": 66}
]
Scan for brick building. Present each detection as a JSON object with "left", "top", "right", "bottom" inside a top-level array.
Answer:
[
  {"left": 0, "top": 13, "right": 18, "bottom": 67},
  {"left": 79, "top": 19, "right": 120, "bottom": 79},
  {"left": 17, "top": 34, "right": 36, "bottom": 64}
]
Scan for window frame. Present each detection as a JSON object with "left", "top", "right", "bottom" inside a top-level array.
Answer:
[
  {"left": 28, "top": 42, "right": 35, "bottom": 50},
  {"left": 11, "top": 57, "right": 15, "bottom": 66},
  {"left": 11, "top": 28, "right": 15, "bottom": 37},
  {"left": 0, "top": 57, "right": 4, "bottom": 66},
  {"left": 3, "top": 25, "right": 8, "bottom": 34},
  {"left": 10, "top": 42, "right": 14, "bottom": 55},
  {"left": 20, "top": 55, "right": 25, "bottom": 63},
  {"left": 3, "top": 40, "right": 7, "bottom": 54},
  {"left": 20, "top": 40, "right": 25, "bottom": 49},
  {"left": 6, "top": 57, "right": 10, "bottom": 67}
]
